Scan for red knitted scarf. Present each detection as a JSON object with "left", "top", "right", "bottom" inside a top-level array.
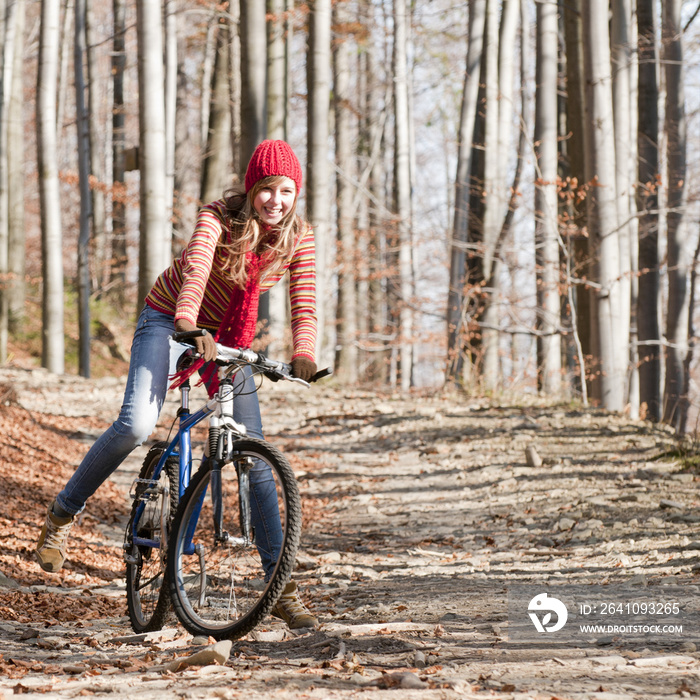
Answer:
[{"left": 170, "top": 251, "right": 262, "bottom": 396}]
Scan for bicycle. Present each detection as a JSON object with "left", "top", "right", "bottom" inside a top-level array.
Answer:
[{"left": 123, "top": 330, "right": 329, "bottom": 638}]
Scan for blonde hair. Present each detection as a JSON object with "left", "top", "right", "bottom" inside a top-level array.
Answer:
[{"left": 221, "top": 176, "right": 305, "bottom": 289}]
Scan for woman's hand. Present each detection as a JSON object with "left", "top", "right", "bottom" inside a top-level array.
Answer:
[
  {"left": 174, "top": 319, "right": 218, "bottom": 362},
  {"left": 291, "top": 356, "right": 317, "bottom": 382}
]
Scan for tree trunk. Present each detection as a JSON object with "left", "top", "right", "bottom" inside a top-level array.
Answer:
[
  {"left": 333, "top": 0, "right": 358, "bottom": 383},
  {"left": 626, "top": 5, "right": 640, "bottom": 419},
  {"left": 37, "top": 0, "right": 64, "bottom": 373},
  {"left": 306, "top": 0, "right": 332, "bottom": 363},
  {"left": 480, "top": 0, "right": 500, "bottom": 391},
  {"left": 611, "top": 0, "right": 633, "bottom": 409},
  {"left": 239, "top": 0, "right": 267, "bottom": 342},
  {"left": 0, "top": 0, "right": 17, "bottom": 361},
  {"left": 662, "top": 0, "right": 688, "bottom": 430},
  {"left": 136, "top": 0, "right": 168, "bottom": 310},
  {"left": 284, "top": 0, "right": 293, "bottom": 140},
  {"left": 562, "top": 0, "right": 593, "bottom": 401},
  {"left": 265, "top": 0, "right": 289, "bottom": 358},
  {"left": 582, "top": 0, "right": 624, "bottom": 411},
  {"left": 200, "top": 19, "right": 231, "bottom": 204},
  {"left": 680, "top": 230, "right": 700, "bottom": 435},
  {"left": 56, "top": 0, "right": 72, "bottom": 140},
  {"left": 497, "top": 0, "right": 518, "bottom": 225},
  {"left": 392, "top": 0, "right": 413, "bottom": 391},
  {"left": 110, "top": 0, "right": 127, "bottom": 300},
  {"left": 86, "top": 0, "right": 106, "bottom": 293},
  {"left": 229, "top": 0, "right": 241, "bottom": 177},
  {"left": 163, "top": 0, "right": 177, "bottom": 263},
  {"left": 74, "top": 0, "right": 91, "bottom": 377},
  {"left": 267, "top": 0, "right": 285, "bottom": 140},
  {"left": 636, "top": 0, "right": 661, "bottom": 421},
  {"left": 360, "top": 0, "right": 388, "bottom": 384},
  {"left": 172, "top": 26, "right": 193, "bottom": 253},
  {"left": 239, "top": 0, "right": 266, "bottom": 172},
  {"left": 200, "top": 9, "right": 216, "bottom": 151},
  {"left": 534, "top": 0, "right": 561, "bottom": 396},
  {"left": 446, "top": 0, "right": 485, "bottom": 384},
  {"left": 7, "top": 0, "right": 24, "bottom": 332}
]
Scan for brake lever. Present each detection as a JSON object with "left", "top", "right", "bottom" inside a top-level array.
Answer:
[{"left": 282, "top": 368, "right": 333, "bottom": 387}]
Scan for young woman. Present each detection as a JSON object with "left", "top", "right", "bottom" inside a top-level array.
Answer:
[{"left": 35, "top": 140, "right": 318, "bottom": 629}]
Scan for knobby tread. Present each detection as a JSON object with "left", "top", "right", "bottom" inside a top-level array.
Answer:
[
  {"left": 167, "top": 437, "right": 302, "bottom": 640},
  {"left": 125, "top": 441, "right": 179, "bottom": 633}
]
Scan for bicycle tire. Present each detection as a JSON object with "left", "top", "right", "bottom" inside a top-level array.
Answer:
[
  {"left": 167, "top": 438, "right": 301, "bottom": 639},
  {"left": 125, "top": 441, "right": 179, "bottom": 632}
]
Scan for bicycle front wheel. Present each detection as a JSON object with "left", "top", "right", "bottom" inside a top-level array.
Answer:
[
  {"left": 125, "top": 442, "right": 179, "bottom": 632},
  {"left": 167, "top": 438, "right": 301, "bottom": 639}
]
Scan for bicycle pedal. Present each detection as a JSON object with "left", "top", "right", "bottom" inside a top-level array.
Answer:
[{"left": 130, "top": 478, "right": 165, "bottom": 501}]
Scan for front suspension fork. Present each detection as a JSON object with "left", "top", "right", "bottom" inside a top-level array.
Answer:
[{"left": 208, "top": 424, "right": 253, "bottom": 546}]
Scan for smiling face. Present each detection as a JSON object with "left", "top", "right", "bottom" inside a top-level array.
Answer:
[{"left": 251, "top": 176, "right": 297, "bottom": 227}]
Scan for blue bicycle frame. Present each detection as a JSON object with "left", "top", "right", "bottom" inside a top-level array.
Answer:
[{"left": 128, "top": 377, "right": 215, "bottom": 554}]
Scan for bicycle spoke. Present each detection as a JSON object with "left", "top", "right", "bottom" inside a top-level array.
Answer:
[
  {"left": 168, "top": 439, "right": 301, "bottom": 639},
  {"left": 125, "top": 443, "right": 179, "bottom": 633}
]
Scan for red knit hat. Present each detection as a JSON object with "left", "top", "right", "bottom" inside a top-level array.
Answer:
[{"left": 244, "top": 140, "right": 303, "bottom": 194}]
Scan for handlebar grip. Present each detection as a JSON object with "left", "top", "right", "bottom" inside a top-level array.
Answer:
[
  {"left": 310, "top": 368, "right": 333, "bottom": 382},
  {"left": 173, "top": 329, "right": 209, "bottom": 343}
]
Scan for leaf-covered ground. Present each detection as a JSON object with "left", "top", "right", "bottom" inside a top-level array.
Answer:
[{"left": 1, "top": 364, "right": 700, "bottom": 699}]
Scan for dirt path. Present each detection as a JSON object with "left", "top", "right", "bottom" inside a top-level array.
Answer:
[{"left": 1, "top": 369, "right": 700, "bottom": 699}]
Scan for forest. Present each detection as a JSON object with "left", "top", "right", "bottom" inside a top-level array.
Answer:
[{"left": 0, "top": 0, "right": 698, "bottom": 431}]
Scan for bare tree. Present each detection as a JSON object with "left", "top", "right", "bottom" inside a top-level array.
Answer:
[
  {"left": 86, "top": 0, "right": 106, "bottom": 292},
  {"left": 306, "top": 0, "right": 332, "bottom": 362},
  {"left": 267, "top": 0, "right": 285, "bottom": 140},
  {"left": 200, "top": 18, "right": 231, "bottom": 204},
  {"left": 562, "top": 0, "right": 594, "bottom": 399},
  {"left": 75, "top": 0, "right": 91, "bottom": 377},
  {"left": 110, "top": 0, "right": 127, "bottom": 300},
  {"left": 333, "top": 0, "right": 358, "bottom": 382},
  {"left": 0, "top": 0, "right": 18, "bottom": 361},
  {"left": 359, "top": 0, "right": 388, "bottom": 384},
  {"left": 480, "top": 0, "right": 501, "bottom": 391},
  {"left": 284, "top": 0, "right": 293, "bottom": 139},
  {"left": 164, "top": 0, "right": 177, "bottom": 259},
  {"left": 238, "top": 0, "right": 267, "bottom": 340},
  {"left": 56, "top": 0, "right": 72, "bottom": 141},
  {"left": 136, "top": 0, "right": 168, "bottom": 309},
  {"left": 37, "top": 0, "right": 64, "bottom": 373},
  {"left": 392, "top": 0, "right": 413, "bottom": 390},
  {"left": 534, "top": 0, "right": 561, "bottom": 395},
  {"left": 662, "top": 0, "right": 689, "bottom": 429},
  {"left": 7, "top": 0, "right": 24, "bottom": 332},
  {"left": 239, "top": 0, "right": 266, "bottom": 171},
  {"left": 200, "top": 8, "right": 217, "bottom": 151},
  {"left": 229, "top": 0, "right": 241, "bottom": 178},
  {"left": 582, "top": 0, "right": 625, "bottom": 411},
  {"left": 611, "top": 0, "right": 633, "bottom": 409},
  {"left": 446, "top": 0, "right": 485, "bottom": 385},
  {"left": 496, "top": 0, "right": 518, "bottom": 226},
  {"left": 266, "top": 0, "right": 289, "bottom": 358}
]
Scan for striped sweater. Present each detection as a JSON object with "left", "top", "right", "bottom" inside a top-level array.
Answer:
[{"left": 145, "top": 200, "right": 317, "bottom": 361}]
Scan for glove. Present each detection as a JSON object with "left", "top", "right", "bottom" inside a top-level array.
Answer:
[
  {"left": 291, "top": 356, "right": 317, "bottom": 382},
  {"left": 174, "top": 319, "right": 218, "bottom": 363}
]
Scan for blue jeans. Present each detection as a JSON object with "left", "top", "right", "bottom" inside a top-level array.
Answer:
[{"left": 56, "top": 304, "right": 283, "bottom": 577}]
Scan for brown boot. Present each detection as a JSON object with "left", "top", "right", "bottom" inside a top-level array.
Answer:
[
  {"left": 270, "top": 581, "right": 318, "bottom": 629},
  {"left": 35, "top": 503, "right": 74, "bottom": 573}
]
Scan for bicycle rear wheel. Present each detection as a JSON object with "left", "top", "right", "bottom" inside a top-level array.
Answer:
[
  {"left": 167, "top": 438, "right": 301, "bottom": 640},
  {"left": 125, "top": 442, "right": 179, "bottom": 632}
]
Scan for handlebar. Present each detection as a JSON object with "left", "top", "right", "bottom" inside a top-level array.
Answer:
[{"left": 172, "top": 331, "right": 332, "bottom": 385}]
